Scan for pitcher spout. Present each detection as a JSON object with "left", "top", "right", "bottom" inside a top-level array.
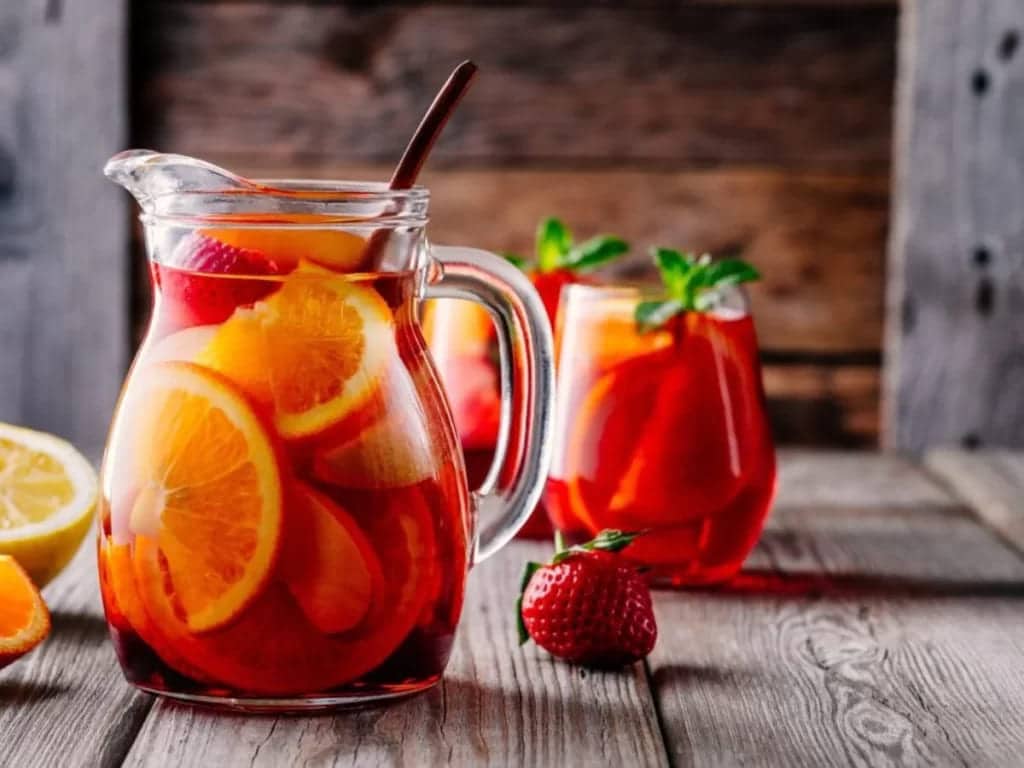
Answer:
[{"left": 103, "top": 150, "right": 256, "bottom": 212}]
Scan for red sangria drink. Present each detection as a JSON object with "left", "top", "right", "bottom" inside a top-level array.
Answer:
[
  {"left": 424, "top": 218, "right": 627, "bottom": 538},
  {"left": 546, "top": 250, "right": 776, "bottom": 585},
  {"left": 99, "top": 151, "right": 554, "bottom": 710}
]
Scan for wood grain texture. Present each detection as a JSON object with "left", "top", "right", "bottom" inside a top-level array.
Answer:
[
  {"left": 885, "top": 0, "right": 1024, "bottom": 454},
  {"left": 132, "top": 2, "right": 895, "bottom": 173},
  {"left": 0, "top": 0, "right": 129, "bottom": 457},
  {"left": 649, "top": 453, "right": 1024, "bottom": 767},
  {"left": 926, "top": 449, "right": 1024, "bottom": 554},
  {"left": 764, "top": 364, "right": 879, "bottom": 447},
  {"left": 775, "top": 450, "right": 957, "bottom": 509},
  {"left": 0, "top": 547, "right": 153, "bottom": 768},
  {"left": 125, "top": 540, "right": 668, "bottom": 768}
]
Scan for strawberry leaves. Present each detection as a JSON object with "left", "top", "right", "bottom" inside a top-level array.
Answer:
[
  {"left": 636, "top": 248, "right": 760, "bottom": 332},
  {"left": 505, "top": 217, "right": 628, "bottom": 274}
]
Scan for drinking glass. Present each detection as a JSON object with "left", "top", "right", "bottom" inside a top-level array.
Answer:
[
  {"left": 97, "top": 151, "right": 553, "bottom": 710},
  {"left": 545, "top": 283, "right": 776, "bottom": 585}
]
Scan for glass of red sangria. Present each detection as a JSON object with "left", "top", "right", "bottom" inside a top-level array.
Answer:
[
  {"left": 423, "top": 218, "right": 627, "bottom": 538},
  {"left": 545, "top": 249, "right": 776, "bottom": 585},
  {"left": 97, "top": 151, "right": 554, "bottom": 710}
]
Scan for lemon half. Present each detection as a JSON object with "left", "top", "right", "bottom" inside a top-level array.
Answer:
[{"left": 0, "top": 423, "right": 97, "bottom": 587}]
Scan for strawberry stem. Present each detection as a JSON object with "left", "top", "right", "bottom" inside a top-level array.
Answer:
[{"left": 551, "top": 529, "right": 642, "bottom": 565}]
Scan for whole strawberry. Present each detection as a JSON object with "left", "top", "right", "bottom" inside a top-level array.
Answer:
[{"left": 518, "top": 530, "right": 657, "bottom": 667}]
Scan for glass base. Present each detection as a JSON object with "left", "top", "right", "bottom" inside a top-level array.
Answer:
[{"left": 134, "top": 676, "right": 442, "bottom": 713}]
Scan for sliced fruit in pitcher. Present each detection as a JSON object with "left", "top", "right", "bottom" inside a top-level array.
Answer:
[
  {"left": 159, "top": 234, "right": 284, "bottom": 326},
  {"left": 0, "top": 555, "right": 50, "bottom": 670},
  {"left": 280, "top": 484, "right": 382, "bottom": 634},
  {"left": 100, "top": 540, "right": 213, "bottom": 682},
  {"left": 144, "top": 324, "right": 219, "bottom": 365},
  {"left": 116, "top": 361, "right": 283, "bottom": 632},
  {"left": 313, "top": 359, "right": 437, "bottom": 489},
  {"left": 130, "top": 484, "right": 437, "bottom": 695},
  {"left": 198, "top": 274, "right": 395, "bottom": 439},
  {"left": 199, "top": 220, "right": 368, "bottom": 273}
]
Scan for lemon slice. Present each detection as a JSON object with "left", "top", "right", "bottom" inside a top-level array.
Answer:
[{"left": 0, "top": 423, "right": 98, "bottom": 587}]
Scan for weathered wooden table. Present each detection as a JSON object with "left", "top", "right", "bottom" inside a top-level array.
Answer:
[{"left": 3, "top": 451, "right": 1024, "bottom": 767}]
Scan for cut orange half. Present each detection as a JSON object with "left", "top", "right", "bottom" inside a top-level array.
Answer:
[
  {"left": 113, "top": 361, "right": 283, "bottom": 632},
  {"left": 0, "top": 555, "right": 51, "bottom": 670},
  {"left": 198, "top": 274, "right": 395, "bottom": 439},
  {"left": 312, "top": 358, "right": 437, "bottom": 490}
]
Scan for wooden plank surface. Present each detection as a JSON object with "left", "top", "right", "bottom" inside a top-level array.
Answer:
[
  {"left": 927, "top": 449, "right": 1024, "bottom": 553},
  {"left": 0, "top": 546, "right": 153, "bottom": 768},
  {"left": 132, "top": 3, "right": 895, "bottom": 173},
  {"left": 124, "top": 541, "right": 668, "bottom": 768},
  {"left": 885, "top": 0, "right": 1024, "bottom": 454},
  {"left": 0, "top": 0, "right": 129, "bottom": 457},
  {"left": 648, "top": 453, "right": 1024, "bottom": 767}
]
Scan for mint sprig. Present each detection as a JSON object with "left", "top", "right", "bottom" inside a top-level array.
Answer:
[
  {"left": 505, "top": 217, "right": 629, "bottom": 274},
  {"left": 635, "top": 247, "right": 760, "bottom": 332}
]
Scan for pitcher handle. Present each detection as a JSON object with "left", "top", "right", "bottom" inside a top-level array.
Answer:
[{"left": 426, "top": 245, "right": 555, "bottom": 563}]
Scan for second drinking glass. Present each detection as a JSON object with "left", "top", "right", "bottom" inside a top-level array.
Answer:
[{"left": 545, "top": 269, "right": 777, "bottom": 585}]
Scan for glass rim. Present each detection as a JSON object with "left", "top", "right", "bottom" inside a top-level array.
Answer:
[
  {"left": 141, "top": 181, "right": 431, "bottom": 229},
  {"left": 561, "top": 281, "right": 669, "bottom": 302}
]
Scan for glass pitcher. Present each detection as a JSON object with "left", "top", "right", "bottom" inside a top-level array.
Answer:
[{"left": 98, "top": 151, "right": 554, "bottom": 711}]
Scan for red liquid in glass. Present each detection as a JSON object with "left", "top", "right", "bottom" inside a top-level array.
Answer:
[{"left": 546, "top": 309, "right": 776, "bottom": 585}]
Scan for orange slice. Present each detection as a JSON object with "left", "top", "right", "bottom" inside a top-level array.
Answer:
[
  {"left": 198, "top": 274, "right": 395, "bottom": 439},
  {"left": 312, "top": 358, "right": 437, "bottom": 489},
  {"left": 99, "top": 540, "right": 213, "bottom": 682},
  {"left": 131, "top": 484, "right": 437, "bottom": 695},
  {"left": 113, "top": 361, "right": 283, "bottom": 632},
  {"left": 0, "top": 555, "right": 51, "bottom": 670},
  {"left": 202, "top": 220, "right": 369, "bottom": 273},
  {"left": 280, "top": 484, "right": 382, "bottom": 634}
]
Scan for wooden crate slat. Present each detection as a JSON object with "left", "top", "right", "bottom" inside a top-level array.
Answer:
[
  {"left": 926, "top": 449, "right": 1024, "bottom": 554},
  {"left": 0, "top": 548, "right": 154, "bottom": 768},
  {"left": 125, "top": 540, "right": 669, "bottom": 768},
  {"left": 885, "top": 0, "right": 1024, "bottom": 453},
  {"left": 133, "top": 3, "right": 895, "bottom": 173},
  {"left": 648, "top": 453, "right": 1024, "bottom": 766},
  {"left": 0, "top": 0, "right": 129, "bottom": 456}
]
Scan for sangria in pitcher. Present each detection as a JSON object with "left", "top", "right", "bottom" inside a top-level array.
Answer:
[{"left": 98, "top": 151, "right": 553, "bottom": 710}]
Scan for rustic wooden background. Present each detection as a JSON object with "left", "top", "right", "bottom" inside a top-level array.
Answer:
[
  {"left": 130, "top": 0, "right": 898, "bottom": 448},
  {"left": 4, "top": 0, "right": 1020, "bottom": 454}
]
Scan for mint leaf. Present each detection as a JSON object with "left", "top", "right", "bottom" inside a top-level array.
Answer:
[
  {"left": 653, "top": 248, "right": 694, "bottom": 299},
  {"left": 503, "top": 252, "right": 527, "bottom": 270},
  {"left": 640, "top": 247, "right": 760, "bottom": 330},
  {"left": 566, "top": 236, "right": 629, "bottom": 272},
  {"left": 691, "top": 259, "right": 760, "bottom": 311},
  {"left": 536, "top": 217, "right": 572, "bottom": 272},
  {"left": 635, "top": 299, "right": 685, "bottom": 332},
  {"left": 702, "top": 259, "right": 760, "bottom": 289}
]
